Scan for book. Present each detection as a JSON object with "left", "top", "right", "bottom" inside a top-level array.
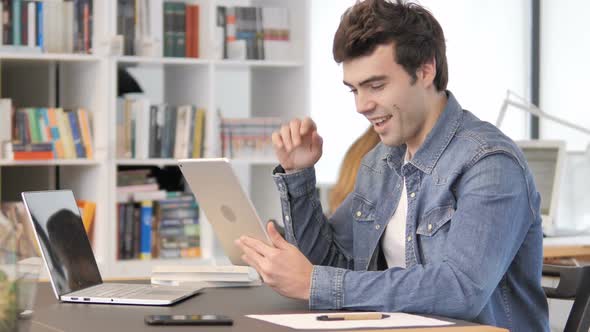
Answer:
[
  {"left": 77, "top": 108, "right": 94, "bottom": 159},
  {"left": 76, "top": 200, "right": 96, "bottom": 242},
  {"left": 140, "top": 200, "right": 153, "bottom": 259},
  {"left": 151, "top": 265, "right": 261, "bottom": 288}
]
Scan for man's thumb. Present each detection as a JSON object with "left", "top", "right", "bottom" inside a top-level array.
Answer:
[{"left": 267, "top": 221, "right": 288, "bottom": 249}]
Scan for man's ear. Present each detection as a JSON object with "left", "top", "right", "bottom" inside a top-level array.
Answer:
[{"left": 417, "top": 57, "right": 437, "bottom": 88}]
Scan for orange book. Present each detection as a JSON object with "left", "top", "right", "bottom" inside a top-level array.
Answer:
[
  {"left": 77, "top": 109, "right": 94, "bottom": 159},
  {"left": 76, "top": 200, "right": 96, "bottom": 239},
  {"left": 181, "top": 247, "right": 201, "bottom": 258},
  {"left": 13, "top": 151, "right": 54, "bottom": 160},
  {"left": 47, "top": 108, "right": 65, "bottom": 159}
]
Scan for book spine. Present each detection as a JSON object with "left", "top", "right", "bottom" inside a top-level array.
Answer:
[
  {"left": 27, "top": 1, "right": 35, "bottom": 47},
  {"left": 68, "top": 110, "right": 86, "bottom": 158},
  {"left": 185, "top": 3, "right": 192, "bottom": 58},
  {"left": 148, "top": 105, "right": 157, "bottom": 158},
  {"left": 83, "top": 0, "right": 89, "bottom": 53},
  {"left": 12, "top": 0, "right": 20, "bottom": 45},
  {"left": 117, "top": 203, "right": 125, "bottom": 260},
  {"left": 25, "top": 108, "right": 40, "bottom": 143},
  {"left": 175, "top": 3, "right": 185, "bottom": 57},
  {"left": 47, "top": 108, "right": 64, "bottom": 159},
  {"left": 132, "top": 203, "right": 141, "bottom": 258},
  {"left": 77, "top": 109, "right": 94, "bottom": 159},
  {"left": 163, "top": 2, "right": 173, "bottom": 57},
  {"left": 140, "top": 200, "right": 153, "bottom": 259},
  {"left": 123, "top": 202, "right": 134, "bottom": 259},
  {"left": 36, "top": 1, "right": 42, "bottom": 48},
  {"left": 216, "top": 6, "right": 226, "bottom": 58},
  {"left": 56, "top": 108, "right": 76, "bottom": 159}
]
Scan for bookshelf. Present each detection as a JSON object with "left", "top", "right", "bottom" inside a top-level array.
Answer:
[{"left": 0, "top": 0, "right": 309, "bottom": 278}]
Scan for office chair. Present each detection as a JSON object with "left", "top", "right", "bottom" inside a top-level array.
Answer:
[{"left": 543, "top": 264, "right": 590, "bottom": 332}]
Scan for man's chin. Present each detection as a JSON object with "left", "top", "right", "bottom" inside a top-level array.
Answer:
[{"left": 379, "top": 135, "right": 403, "bottom": 147}]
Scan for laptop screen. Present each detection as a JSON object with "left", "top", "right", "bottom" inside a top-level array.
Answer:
[{"left": 22, "top": 190, "right": 102, "bottom": 296}]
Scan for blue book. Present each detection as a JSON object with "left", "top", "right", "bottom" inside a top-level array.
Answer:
[
  {"left": 68, "top": 110, "right": 86, "bottom": 158},
  {"left": 139, "top": 201, "right": 153, "bottom": 259},
  {"left": 36, "top": 2, "right": 43, "bottom": 48},
  {"left": 12, "top": 0, "right": 21, "bottom": 46}
]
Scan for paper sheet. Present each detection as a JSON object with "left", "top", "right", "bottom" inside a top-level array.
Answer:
[{"left": 247, "top": 312, "right": 454, "bottom": 330}]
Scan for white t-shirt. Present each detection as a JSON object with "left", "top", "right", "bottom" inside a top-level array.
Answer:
[{"left": 382, "top": 154, "right": 409, "bottom": 268}]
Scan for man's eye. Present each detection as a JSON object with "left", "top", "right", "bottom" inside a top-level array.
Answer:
[
  {"left": 371, "top": 84, "right": 384, "bottom": 90},
  {"left": 349, "top": 89, "right": 357, "bottom": 94}
]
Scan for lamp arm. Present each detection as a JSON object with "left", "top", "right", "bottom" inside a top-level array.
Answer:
[{"left": 497, "top": 90, "right": 590, "bottom": 137}]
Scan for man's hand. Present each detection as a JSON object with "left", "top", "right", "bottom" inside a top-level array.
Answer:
[
  {"left": 235, "top": 222, "right": 313, "bottom": 300},
  {"left": 272, "top": 117, "right": 323, "bottom": 172}
]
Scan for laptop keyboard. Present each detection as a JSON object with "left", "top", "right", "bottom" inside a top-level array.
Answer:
[{"left": 72, "top": 284, "right": 155, "bottom": 298}]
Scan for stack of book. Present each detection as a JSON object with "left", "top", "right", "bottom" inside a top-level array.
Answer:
[
  {"left": 216, "top": 6, "right": 290, "bottom": 60},
  {"left": 116, "top": 96, "right": 206, "bottom": 160},
  {"left": 3, "top": 102, "right": 94, "bottom": 160},
  {"left": 220, "top": 117, "right": 281, "bottom": 160},
  {"left": 116, "top": 169, "right": 201, "bottom": 260},
  {"left": 117, "top": 0, "right": 199, "bottom": 58},
  {"left": 0, "top": 0, "right": 93, "bottom": 54},
  {"left": 151, "top": 265, "right": 261, "bottom": 288}
]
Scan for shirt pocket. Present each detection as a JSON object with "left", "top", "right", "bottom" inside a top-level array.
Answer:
[
  {"left": 416, "top": 205, "right": 455, "bottom": 237},
  {"left": 351, "top": 195, "right": 376, "bottom": 222}
]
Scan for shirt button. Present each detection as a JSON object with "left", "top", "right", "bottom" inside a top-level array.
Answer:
[
  {"left": 285, "top": 215, "right": 290, "bottom": 221},
  {"left": 356, "top": 211, "right": 362, "bottom": 217},
  {"left": 410, "top": 192, "right": 416, "bottom": 198},
  {"left": 428, "top": 224, "right": 433, "bottom": 231},
  {"left": 396, "top": 183, "right": 401, "bottom": 188},
  {"left": 407, "top": 236, "right": 412, "bottom": 242},
  {"left": 375, "top": 225, "right": 380, "bottom": 230}
]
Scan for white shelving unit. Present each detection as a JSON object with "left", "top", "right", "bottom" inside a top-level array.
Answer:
[{"left": 1, "top": 0, "right": 309, "bottom": 278}]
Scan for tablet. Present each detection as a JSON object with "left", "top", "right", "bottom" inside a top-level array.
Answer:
[{"left": 178, "top": 158, "right": 271, "bottom": 265}]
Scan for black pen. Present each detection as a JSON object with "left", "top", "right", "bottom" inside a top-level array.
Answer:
[{"left": 317, "top": 313, "right": 390, "bottom": 321}]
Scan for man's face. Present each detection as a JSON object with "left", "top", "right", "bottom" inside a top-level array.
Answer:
[{"left": 343, "top": 43, "right": 430, "bottom": 148}]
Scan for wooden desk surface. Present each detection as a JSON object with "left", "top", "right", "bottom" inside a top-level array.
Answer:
[
  {"left": 25, "top": 282, "right": 507, "bottom": 332},
  {"left": 543, "top": 235, "right": 590, "bottom": 258}
]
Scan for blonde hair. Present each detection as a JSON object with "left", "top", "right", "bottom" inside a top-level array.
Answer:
[{"left": 328, "top": 126, "right": 380, "bottom": 214}]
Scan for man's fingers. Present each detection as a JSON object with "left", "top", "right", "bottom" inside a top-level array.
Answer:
[
  {"left": 240, "top": 236, "right": 277, "bottom": 256},
  {"left": 289, "top": 118, "right": 302, "bottom": 147},
  {"left": 267, "top": 222, "right": 289, "bottom": 250},
  {"left": 311, "top": 131, "right": 323, "bottom": 152},
  {"left": 300, "top": 117, "right": 317, "bottom": 136},
  {"left": 237, "top": 239, "right": 265, "bottom": 266},
  {"left": 280, "top": 124, "right": 293, "bottom": 151},
  {"left": 271, "top": 131, "right": 284, "bottom": 150}
]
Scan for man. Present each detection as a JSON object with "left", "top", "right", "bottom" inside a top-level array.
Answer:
[{"left": 235, "top": 0, "right": 549, "bottom": 330}]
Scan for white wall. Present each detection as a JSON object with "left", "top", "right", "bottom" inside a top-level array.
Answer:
[
  {"left": 540, "top": 1, "right": 590, "bottom": 233},
  {"left": 310, "top": 0, "right": 531, "bottom": 184},
  {"left": 540, "top": 0, "right": 590, "bottom": 152}
]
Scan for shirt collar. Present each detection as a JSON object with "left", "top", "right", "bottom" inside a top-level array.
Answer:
[{"left": 381, "top": 91, "right": 463, "bottom": 175}]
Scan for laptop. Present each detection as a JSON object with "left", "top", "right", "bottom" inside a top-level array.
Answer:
[
  {"left": 21, "top": 190, "right": 203, "bottom": 305},
  {"left": 517, "top": 140, "right": 585, "bottom": 237},
  {"left": 178, "top": 158, "right": 271, "bottom": 266}
]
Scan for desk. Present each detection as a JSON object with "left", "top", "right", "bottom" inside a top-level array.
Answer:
[
  {"left": 25, "top": 282, "right": 507, "bottom": 332},
  {"left": 543, "top": 235, "right": 590, "bottom": 260}
]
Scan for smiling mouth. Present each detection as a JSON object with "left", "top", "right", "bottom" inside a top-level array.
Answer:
[{"left": 371, "top": 115, "right": 393, "bottom": 128}]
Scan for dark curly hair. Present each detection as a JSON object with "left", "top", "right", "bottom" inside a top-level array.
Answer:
[{"left": 333, "top": 0, "right": 448, "bottom": 91}]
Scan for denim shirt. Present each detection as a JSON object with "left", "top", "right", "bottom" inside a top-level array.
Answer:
[{"left": 272, "top": 92, "right": 549, "bottom": 331}]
